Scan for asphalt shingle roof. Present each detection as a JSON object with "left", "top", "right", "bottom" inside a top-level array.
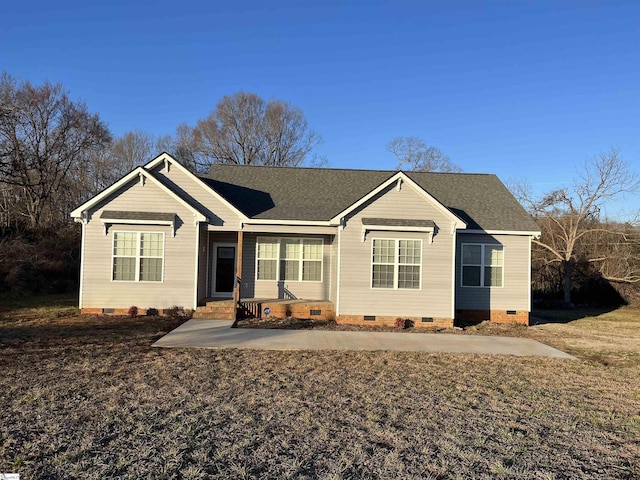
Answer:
[
  {"left": 198, "top": 165, "right": 539, "bottom": 232},
  {"left": 101, "top": 211, "right": 176, "bottom": 222},
  {"left": 362, "top": 218, "right": 436, "bottom": 228}
]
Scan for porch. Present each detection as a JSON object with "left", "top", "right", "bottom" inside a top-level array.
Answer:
[
  {"left": 201, "top": 229, "right": 334, "bottom": 319},
  {"left": 193, "top": 298, "right": 335, "bottom": 321}
]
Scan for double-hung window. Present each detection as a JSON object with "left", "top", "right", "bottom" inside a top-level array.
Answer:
[
  {"left": 461, "top": 243, "right": 503, "bottom": 287},
  {"left": 372, "top": 239, "right": 422, "bottom": 289},
  {"left": 256, "top": 237, "right": 323, "bottom": 282},
  {"left": 113, "top": 232, "right": 164, "bottom": 282}
]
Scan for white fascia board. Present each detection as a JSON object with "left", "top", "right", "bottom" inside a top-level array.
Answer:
[
  {"left": 329, "top": 171, "right": 467, "bottom": 228},
  {"left": 70, "top": 168, "right": 144, "bottom": 218},
  {"left": 99, "top": 218, "right": 174, "bottom": 226},
  {"left": 459, "top": 229, "right": 541, "bottom": 238},
  {"left": 242, "top": 224, "right": 337, "bottom": 235},
  {"left": 242, "top": 219, "right": 336, "bottom": 226},
  {"left": 361, "top": 224, "right": 435, "bottom": 243},
  {"left": 329, "top": 172, "right": 401, "bottom": 223},
  {"left": 71, "top": 167, "right": 206, "bottom": 223},
  {"left": 144, "top": 152, "right": 249, "bottom": 222}
]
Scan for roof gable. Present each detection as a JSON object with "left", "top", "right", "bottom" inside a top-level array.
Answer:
[
  {"left": 70, "top": 167, "right": 206, "bottom": 222},
  {"left": 328, "top": 171, "right": 465, "bottom": 227}
]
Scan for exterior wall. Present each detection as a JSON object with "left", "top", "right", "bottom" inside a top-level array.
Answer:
[
  {"left": 197, "top": 226, "right": 209, "bottom": 302},
  {"left": 336, "top": 315, "right": 453, "bottom": 328},
  {"left": 338, "top": 183, "right": 456, "bottom": 319},
  {"left": 150, "top": 163, "right": 241, "bottom": 229},
  {"left": 81, "top": 177, "right": 199, "bottom": 310},
  {"left": 455, "top": 309, "right": 529, "bottom": 326},
  {"left": 329, "top": 234, "right": 339, "bottom": 305},
  {"left": 261, "top": 301, "right": 335, "bottom": 320},
  {"left": 240, "top": 233, "right": 333, "bottom": 300},
  {"left": 455, "top": 233, "right": 532, "bottom": 314}
]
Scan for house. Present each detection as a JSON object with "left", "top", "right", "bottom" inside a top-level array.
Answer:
[{"left": 71, "top": 152, "right": 540, "bottom": 327}]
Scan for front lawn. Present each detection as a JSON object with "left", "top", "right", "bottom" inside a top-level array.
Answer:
[{"left": 1, "top": 296, "right": 639, "bottom": 479}]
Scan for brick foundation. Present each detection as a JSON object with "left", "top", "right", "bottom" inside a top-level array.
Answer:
[
  {"left": 263, "top": 302, "right": 335, "bottom": 321},
  {"left": 456, "top": 309, "right": 529, "bottom": 326},
  {"left": 81, "top": 308, "right": 169, "bottom": 316},
  {"left": 336, "top": 315, "right": 454, "bottom": 328}
]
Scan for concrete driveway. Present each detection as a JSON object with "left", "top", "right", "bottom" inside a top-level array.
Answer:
[{"left": 153, "top": 319, "right": 575, "bottom": 359}]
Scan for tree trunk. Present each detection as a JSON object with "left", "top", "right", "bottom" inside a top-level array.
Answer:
[{"left": 562, "top": 260, "right": 573, "bottom": 305}]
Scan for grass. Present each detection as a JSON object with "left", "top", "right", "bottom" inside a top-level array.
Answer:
[{"left": 1, "top": 296, "right": 640, "bottom": 479}]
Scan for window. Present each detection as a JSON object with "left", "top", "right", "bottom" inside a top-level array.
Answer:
[
  {"left": 461, "top": 243, "right": 503, "bottom": 287},
  {"left": 372, "top": 238, "right": 421, "bottom": 289},
  {"left": 112, "top": 232, "right": 164, "bottom": 282},
  {"left": 255, "top": 237, "right": 323, "bottom": 282},
  {"left": 256, "top": 238, "right": 278, "bottom": 280}
]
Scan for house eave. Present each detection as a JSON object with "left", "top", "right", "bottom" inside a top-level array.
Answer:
[{"left": 460, "top": 228, "right": 541, "bottom": 238}]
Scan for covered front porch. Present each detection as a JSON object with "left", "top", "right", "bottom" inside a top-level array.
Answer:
[{"left": 197, "top": 229, "right": 335, "bottom": 320}]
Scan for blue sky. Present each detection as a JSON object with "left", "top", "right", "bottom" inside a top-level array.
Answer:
[{"left": 2, "top": 0, "right": 639, "bottom": 217}]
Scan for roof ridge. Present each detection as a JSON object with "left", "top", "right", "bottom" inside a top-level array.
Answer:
[{"left": 202, "top": 163, "right": 496, "bottom": 176}]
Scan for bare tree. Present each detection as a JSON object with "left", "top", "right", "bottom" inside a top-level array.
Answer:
[
  {"left": 109, "top": 130, "right": 154, "bottom": 173},
  {"left": 0, "top": 72, "right": 111, "bottom": 228},
  {"left": 172, "top": 92, "right": 321, "bottom": 172},
  {"left": 387, "top": 136, "right": 461, "bottom": 172},
  {"left": 520, "top": 148, "right": 640, "bottom": 304},
  {"left": 80, "top": 130, "right": 157, "bottom": 195}
]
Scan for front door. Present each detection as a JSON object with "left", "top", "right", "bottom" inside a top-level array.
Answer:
[{"left": 212, "top": 244, "right": 236, "bottom": 296}]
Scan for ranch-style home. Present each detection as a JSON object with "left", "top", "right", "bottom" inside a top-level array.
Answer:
[{"left": 71, "top": 153, "right": 540, "bottom": 327}]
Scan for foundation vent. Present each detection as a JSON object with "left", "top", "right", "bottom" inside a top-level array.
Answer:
[{"left": 364, "top": 315, "right": 376, "bottom": 321}]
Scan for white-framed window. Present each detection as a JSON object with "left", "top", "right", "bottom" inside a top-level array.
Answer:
[
  {"left": 461, "top": 243, "right": 504, "bottom": 287},
  {"left": 371, "top": 238, "right": 422, "bottom": 289},
  {"left": 112, "top": 231, "right": 164, "bottom": 282},
  {"left": 255, "top": 237, "right": 323, "bottom": 282}
]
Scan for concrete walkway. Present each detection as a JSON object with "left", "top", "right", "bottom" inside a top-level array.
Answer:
[{"left": 153, "top": 319, "right": 575, "bottom": 359}]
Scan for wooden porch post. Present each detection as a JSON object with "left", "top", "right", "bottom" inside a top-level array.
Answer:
[{"left": 234, "top": 230, "right": 244, "bottom": 321}]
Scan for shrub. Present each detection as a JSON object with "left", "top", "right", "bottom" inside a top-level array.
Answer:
[
  {"left": 127, "top": 306, "right": 138, "bottom": 317},
  {"left": 394, "top": 317, "right": 414, "bottom": 329},
  {"left": 146, "top": 307, "right": 159, "bottom": 316},
  {"left": 166, "top": 305, "right": 193, "bottom": 320}
]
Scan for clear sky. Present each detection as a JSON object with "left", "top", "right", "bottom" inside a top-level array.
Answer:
[{"left": 2, "top": 0, "right": 639, "bottom": 218}]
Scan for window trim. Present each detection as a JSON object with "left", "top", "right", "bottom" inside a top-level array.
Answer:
[
  {"left": 255, "top": 236, "right": 324, "bottom": 283},
  {"left": 370, "top": 237, "right": 423, "bottom": 290},
  {"left": 460, "top": 242, "right": 504, "bottom": 288},
  {"left": 111, "top": 231, "right": 165, "bottom": 283}
]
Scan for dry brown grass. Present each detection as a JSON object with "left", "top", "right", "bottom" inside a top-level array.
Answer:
[{"left": 1, "top": 296, "right": 640, "bottom": 479}]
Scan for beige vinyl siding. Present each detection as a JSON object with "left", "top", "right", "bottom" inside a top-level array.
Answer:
[
  {"left": 329, "top": 234, "right": 338, "bottom": 304},
  {"left": 197, "top": 226, "right": 209, "bottom": 302},
  {"left": 150, "top": 163, "right": 241, "bottom": 229},
  {"left": 240, "top": 233, "right": 331, "bottom": 300},
  {"left": 81, "top": 177, "right": 199, "bottom": 309},
  {"left": 338, "top": 183, "right": 456, "bottom": 318},
  {"left": 455, "top": 233, "right": 531, "bottom": 312}
]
